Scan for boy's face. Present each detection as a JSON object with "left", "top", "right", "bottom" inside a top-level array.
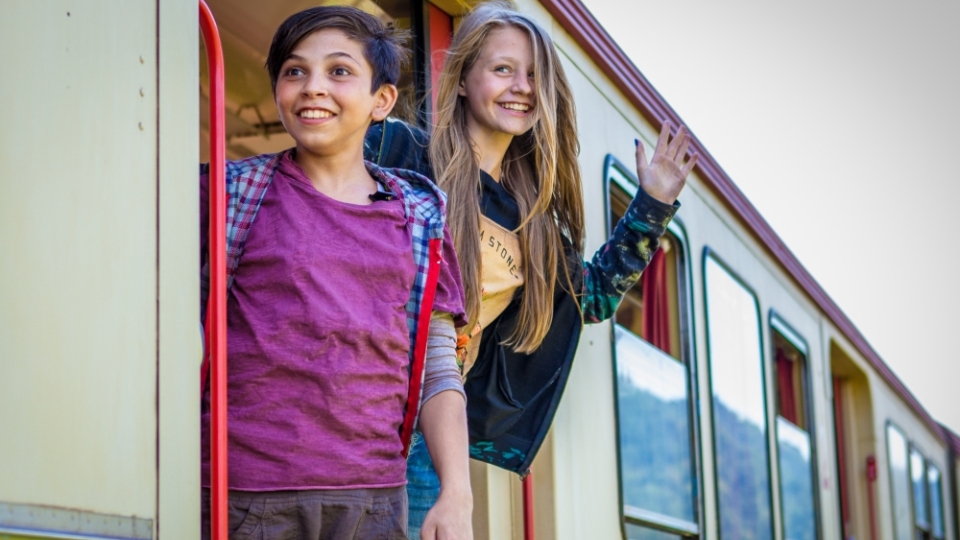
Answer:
[{"left": 275, "top": 28, "right": 397, "bottom": 159}]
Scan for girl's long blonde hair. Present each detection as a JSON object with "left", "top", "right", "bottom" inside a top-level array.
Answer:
[{"left": 431, "top": 1, "right": 584, "bottom": 352}]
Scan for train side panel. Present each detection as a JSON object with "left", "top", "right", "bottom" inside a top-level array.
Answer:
[
  {"left": 0, "top": 0, "right": 158, "bottom": 518},
  {"left": 157, "top": 0, "right": 201, "bottom": 538},
  {"left": 0, "top": 1, "right": 200, "bottom": 537}
]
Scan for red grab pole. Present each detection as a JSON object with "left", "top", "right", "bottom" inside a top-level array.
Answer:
[
  {"left": 199, "top": 2, "right": 228, "bottom": 539},
  {"left": 523, "top": 472, "right": 535, "bottom": 540}
]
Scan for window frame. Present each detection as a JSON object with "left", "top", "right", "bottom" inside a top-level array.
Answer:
[
  {"left": 887, "top": 421, "right": 914, "bottom": 540},
  {"left": 604, "top": 154, "right": 703, "bottom": 538},
  {"left": 702, "top": 248, "right": 776, "bottom": 540},
  {"left": 926, "top": 462, "right": 946, "bottom": 540},
  {"left": 909, "top": 445, "right": 931, "bottom": 534},
  {"left": 769, "top": 311, "right": 822, "bottom": 540}
]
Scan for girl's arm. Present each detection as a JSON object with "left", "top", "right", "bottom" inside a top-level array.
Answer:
[
  {"left": 580, "top": 122, "right": 697, "bottom": 323},
  {"left": 418, "top": 313, "right": 473, "bottom": 540},
  {"left": 580, "top": 188, "right": 677, "bottom": 322}
]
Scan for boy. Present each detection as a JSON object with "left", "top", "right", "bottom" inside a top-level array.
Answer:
[{"left": 199, "top": 7, "right": 472, "bottom": 540}]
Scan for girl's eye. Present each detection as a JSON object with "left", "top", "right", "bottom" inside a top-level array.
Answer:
[
  {"left": 495, "top": 66, "right": 511, "bottom": 74},
  {"left": 284, "top": 67, "right": 304, "bottom": 77},
  {"left": 332, "top": 67, "right": 351, "bottom": 76}
]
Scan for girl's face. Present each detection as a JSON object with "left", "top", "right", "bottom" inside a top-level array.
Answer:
[{"left": 459, "top": 26, "right": 537, "bottom": 145}]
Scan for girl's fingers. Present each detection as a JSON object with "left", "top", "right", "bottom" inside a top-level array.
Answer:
[
  {"left": 635, "top": 138, "right": 648, "bottom": 168},
  {"left": 654, "top": 120, "right": 672, "bottom": 158},
  {"left": 680, "top": 152, "right": 699, "bottom": 178},
  {"left": 675, "top": 134, "right": 690, "bottom": 165},
  {"left": 665, "top": 124, "right": 686, "bottom": 159}
]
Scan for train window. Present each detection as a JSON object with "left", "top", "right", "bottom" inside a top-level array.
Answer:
[
  {"left": 772, "top": 322, "right": 807, "bottom": 429},
  {"left": 606, "top": 157, "right": 699, "bottom": 538},
  {"left": 704, "top": 254, "right": 773, "bottom": 540},
  {"left": 910, "top": 447, "right": 930, "bottom": 535},
  {"left": 887, "top": 423, "right": 913, "bottom": 540},
  {"left": 201, "top": 0, "right": 432, "bottom": 161},
  {"left": 607, "top": 159, "right": 683, "bottom": 360},
  {"left": 770, "top": 318, "right": 818, "bottom": 540},
  {"left": 927, "top": 464, "right": 945, "bottom": 539}
]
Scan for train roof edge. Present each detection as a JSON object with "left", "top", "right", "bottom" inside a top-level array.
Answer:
[{"left": 538, "top": 0, "right": 949, "bottom": 444}]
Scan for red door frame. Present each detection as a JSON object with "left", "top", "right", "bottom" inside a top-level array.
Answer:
[{"left": 199, "top": 2, "right": 228, "bottom": 538}]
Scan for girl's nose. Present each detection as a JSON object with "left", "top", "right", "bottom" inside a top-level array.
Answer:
[{"left": 512, "top": 73, "right": 533, "bottom": 95}]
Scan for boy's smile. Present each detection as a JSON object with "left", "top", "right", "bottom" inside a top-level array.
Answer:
[{"left": 275, "top": 29, "right": 394, "bottom": 161}]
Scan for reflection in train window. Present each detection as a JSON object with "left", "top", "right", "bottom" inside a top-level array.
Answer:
[
  {"left": 607, "top": 159, "right": 699, "bottom": 538},
  {"left": 771, "top": 321, "right": 818, "bottom": 540},
  {"left": 626, "top": 523, "right": 685, "bottom": 540},
  {"left": 704, "top": 255, "right": 772, "bottom": 540},
  {"left": 910, "top": 447, "right": 930, "bottom": 536},
  {"left": 887, "top": 423, "right": 912, "bottom": 540},
  {"left": 201, "top": 0, "right": 429, "bottom": 161},
  {"left": 928, "top": 464, "right": 945, "bottom": 540}
]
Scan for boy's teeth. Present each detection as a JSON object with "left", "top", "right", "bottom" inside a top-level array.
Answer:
[
  {"left": 500, "top": 103, "right": 530, "bottom": 111},
  {"left": 300, "top": 109, "right": 332, "bottom": 119}
]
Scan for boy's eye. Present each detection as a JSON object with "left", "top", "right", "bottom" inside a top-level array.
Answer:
[{"left": 284, "top": 67, "right": 304, "bottom": 77}]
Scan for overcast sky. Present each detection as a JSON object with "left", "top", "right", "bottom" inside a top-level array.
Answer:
[{"left": 579, "top": 0, "right": 960, "bottom": 434}]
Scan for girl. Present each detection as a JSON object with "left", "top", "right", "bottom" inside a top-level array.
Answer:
[{"left": 366, "top": 2, "right": 697, "bottom": 537}]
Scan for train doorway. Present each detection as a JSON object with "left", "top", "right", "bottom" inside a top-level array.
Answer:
[
  {"left": 199, "top": 0, "right": 443, "bottom": 163},
  {"left": 831, "top": 341, "right": 877, "bottom": 540}
]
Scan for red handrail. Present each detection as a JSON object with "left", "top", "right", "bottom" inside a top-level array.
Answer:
[
  {"left": 523, "top": 472, "right": 535, "bottom": 540},
  {"left": 199, "top": 2, "right": 228, "bottom": 539}
]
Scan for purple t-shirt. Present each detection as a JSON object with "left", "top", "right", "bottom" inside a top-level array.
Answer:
[{"left": 200, "top": 153, "right": 464, "bottom": 490}]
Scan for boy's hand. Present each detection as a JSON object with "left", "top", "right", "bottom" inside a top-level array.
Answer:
[
  {"left": 420, "top": 487, "right": 473, "bottom": 540},
  {"left": 635, "top": 121, "right": 699, "bottom": 204}
]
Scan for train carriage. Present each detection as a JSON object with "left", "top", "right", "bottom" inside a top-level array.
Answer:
[{"left": 1, "top": 1, "right": 958, "bottom": 539}]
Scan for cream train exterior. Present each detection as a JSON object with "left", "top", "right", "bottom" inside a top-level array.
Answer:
[{"left": 0, "top": 1, "right": 956, "bottom": 540}]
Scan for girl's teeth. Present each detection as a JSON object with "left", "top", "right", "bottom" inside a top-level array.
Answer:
[
  {"left": 500, "top": 103, "right": 529, "bottom": 112},
  {"left": 300, "top": 110, "right": 332, "bottom": 119}
]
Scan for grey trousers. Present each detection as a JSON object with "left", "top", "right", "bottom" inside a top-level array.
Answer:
[{"left": 201, "top": 487, "right": 408, "bottom": 540}]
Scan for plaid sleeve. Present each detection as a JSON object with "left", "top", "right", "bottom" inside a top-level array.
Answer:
[{"left": 580, "top": 188, "right": 679, "bottom": 323}]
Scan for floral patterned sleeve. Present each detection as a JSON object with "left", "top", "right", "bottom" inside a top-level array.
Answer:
[{"left": 580, "top": 187, "right": 679, "bottom": 323}]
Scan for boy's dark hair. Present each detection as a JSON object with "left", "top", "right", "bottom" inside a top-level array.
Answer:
[{"left": 266, "top": 6, "right": 408, "bottom": 93}]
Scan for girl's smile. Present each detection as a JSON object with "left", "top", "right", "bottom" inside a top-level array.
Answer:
[{"left": 459, "top": 26, "right": 538, "bottom": 149}]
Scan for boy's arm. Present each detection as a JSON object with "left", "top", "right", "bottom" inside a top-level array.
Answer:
[{"left": 418, "top": 313, "right": 473, "bottom": 540}]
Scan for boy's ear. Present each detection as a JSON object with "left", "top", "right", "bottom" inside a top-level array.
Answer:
[{"left": 371, "top": 84, "right": 399, "bottom": 122}]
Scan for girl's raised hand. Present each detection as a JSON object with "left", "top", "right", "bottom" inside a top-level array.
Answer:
[{"left": 635, "top": 121, "right": 698, "bottom": 204}]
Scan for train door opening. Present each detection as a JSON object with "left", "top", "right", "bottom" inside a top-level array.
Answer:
[
  {"left": 197, "top": 2, "right": 556, "bottom": 538},
  {"left": 200, "top": 0, "right": 445, "bottom": 163},
  {"left": 830, "top": 342, "right": 876, "bottom": 540}
]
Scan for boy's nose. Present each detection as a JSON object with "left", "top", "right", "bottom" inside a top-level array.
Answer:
[{"left": 301, "top": 73, "right": 329, "bottom": 96}]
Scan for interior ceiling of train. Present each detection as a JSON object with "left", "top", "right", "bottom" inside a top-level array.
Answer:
[{"left": 201, "top": 0, "right": 413, "bottom": 160}]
